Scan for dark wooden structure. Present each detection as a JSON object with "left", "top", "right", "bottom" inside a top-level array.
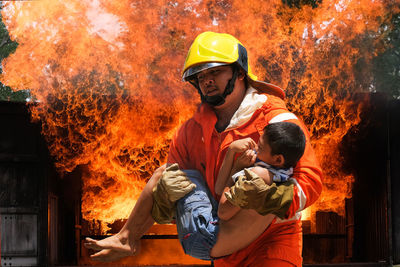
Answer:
[
  {"left": 389, "top": 98, "right": 400, "bottom": 264},
  {"left": 302, "top": 93, "right": 400, "bottom": 265},
  {"left": 0, "top": 102, "right": 80, "bottom": 266},
  {"left": 0, "top": 101, "right": 48, "bottom": 266}
]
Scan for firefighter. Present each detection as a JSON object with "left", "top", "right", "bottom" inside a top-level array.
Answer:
[{"left": 85, "top": 31, "right": 323, "bottom": 266}]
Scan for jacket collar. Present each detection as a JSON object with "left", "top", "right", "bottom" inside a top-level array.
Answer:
[
  {"left": 226, "top": 86, "right": 267, "bottom": 130},
  {"left": 193, "top": 86, "right": 267, "bottom": 131}
]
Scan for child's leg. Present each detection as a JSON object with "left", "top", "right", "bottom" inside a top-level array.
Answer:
[{"left": 175, "top": 170, "right": 219, "bottom": 261}]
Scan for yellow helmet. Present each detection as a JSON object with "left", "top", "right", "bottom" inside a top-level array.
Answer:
[{"left": 182, "top": 31, "right": 285, "bottom": 100}]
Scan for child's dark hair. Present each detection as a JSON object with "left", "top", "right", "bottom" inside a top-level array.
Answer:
[{"left": 263, "top": 122, "right": 306, "bottom": 169}]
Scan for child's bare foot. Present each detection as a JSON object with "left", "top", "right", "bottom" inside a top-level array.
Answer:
[{"left": 84, "top": 233, "right": 140, "bottom": 262}]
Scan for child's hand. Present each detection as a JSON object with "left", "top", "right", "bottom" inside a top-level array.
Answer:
[
  {"left": 234, "top": 149, "right": 257, "bottom": 170},
  {"left": 229, "top": 138, "right": 256, "bottom": 153}
]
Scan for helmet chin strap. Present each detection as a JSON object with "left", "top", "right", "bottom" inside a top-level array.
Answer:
[{"left": 190, "top": 66, "right": 239, "bottom": 107}]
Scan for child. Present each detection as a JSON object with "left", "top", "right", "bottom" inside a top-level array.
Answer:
[
  {"left": 215, "top": 121, "right": 306, "bottom": 220},
  {"left": 175, "top": 121, "right": 306, "bottom": 260}
]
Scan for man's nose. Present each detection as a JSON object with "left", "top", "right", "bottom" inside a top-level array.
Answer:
[{"left": 204, "top": 75, "right": 214, "bottom": 86}]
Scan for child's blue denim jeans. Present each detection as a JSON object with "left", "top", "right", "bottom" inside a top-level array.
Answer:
[{"left": 176, "top": 170, "right": 219, "bottom": 261}]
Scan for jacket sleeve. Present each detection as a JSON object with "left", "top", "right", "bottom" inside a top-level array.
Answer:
[
  {"left": 286, "top": 118, "right": 323, "bottom": 218},
  {"left": 167, "top": 121, "right": 191, "bottom": 169},
  {"left": 266, "top": 108, "right": 323, "bottom": 219}
]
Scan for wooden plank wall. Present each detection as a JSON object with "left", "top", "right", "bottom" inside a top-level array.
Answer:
[
  {"left": 390, "top": 99, "right": 400, "bottom": 264},
  {"left": 339, "top": 93, "right": 390, "bottom": 263},
  {"left": 0, "top": 102, "right": 48, "bottom": 266},
  {"left": 303, "top": 212, "right": 347, "bottom": 263}
]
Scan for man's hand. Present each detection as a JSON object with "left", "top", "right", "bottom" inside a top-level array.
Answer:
[
  {"left": 224, "top": 169, "right": 294, "bottom": 219},
  {"left": 158, "top": 163, "right": 196, "bottom": 202},
  {"left": 151, "top": 163, "right": 196, "bottom": 224},
  {"left": 225, "top": 169, "right": 268, "bottom": 208}
]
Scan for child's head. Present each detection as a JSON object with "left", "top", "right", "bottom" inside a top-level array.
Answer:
[{"left": 257, "top": 122, "right": 306, "bottom": 169}]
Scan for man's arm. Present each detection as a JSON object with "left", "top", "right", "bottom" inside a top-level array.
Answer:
[
  {"left": 210, "top": 209, "right": 276, "bottom": 258},
  {"left": 264, "top": 100, "right": 323, "bottom": 218},
  {"left": 283, "top": 118, "right": 323, "bottom": 218}
]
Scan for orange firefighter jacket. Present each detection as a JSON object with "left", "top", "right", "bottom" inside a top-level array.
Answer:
[{"left": 167, "top": 93, "right": 323, "bottom": 265}]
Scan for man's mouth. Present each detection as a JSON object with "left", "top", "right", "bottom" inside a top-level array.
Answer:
[{"left": 205, "top": 87, "right": 219, "bottom": 95}]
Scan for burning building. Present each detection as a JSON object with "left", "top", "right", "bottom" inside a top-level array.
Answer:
[{"left": 0, "top": 0, "right": 400, "bottom": 266}]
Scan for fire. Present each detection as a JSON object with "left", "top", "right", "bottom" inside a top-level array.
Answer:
[{"left": 0, "top": 0, "right": 396, "bottom": 233}]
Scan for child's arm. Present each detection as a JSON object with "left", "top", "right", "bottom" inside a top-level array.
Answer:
[
  {"left": 215, "top": 149, "right": 236, "bottom": 196},
  {"left": 215, "top": 138, "right": 257, "bottom": 196},
  {"left": 217, "top": 149, "right": 258, "bottom": 221}
]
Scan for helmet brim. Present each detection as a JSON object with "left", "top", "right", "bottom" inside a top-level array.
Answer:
[
  {"left": 182, "top": 62, "right": 231, "bottom": 81},
  {"left": 248, "top": 78, "right": 286, "bottom": 100}
]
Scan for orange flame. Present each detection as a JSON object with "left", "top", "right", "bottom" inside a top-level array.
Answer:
[{"left": 1, "top": 0, "right": 396, "bottom": 233}]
